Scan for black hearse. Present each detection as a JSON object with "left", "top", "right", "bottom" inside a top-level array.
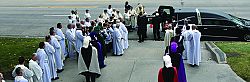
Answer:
[
  {"left": 174, "top": 8, "right": 250, "bottom": 41},
  {"left": 155, "top": 6, "right": 250, "bottom": 41}
]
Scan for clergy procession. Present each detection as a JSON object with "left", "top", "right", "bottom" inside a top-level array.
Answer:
[{"left": 7, "top": 1, "right": 203, "bottom": 82}]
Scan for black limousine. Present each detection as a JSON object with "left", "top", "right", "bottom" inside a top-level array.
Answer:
[
  {"left": 154, "top": 6, "right": 250, "bottom": 41},
  {"left": 175, "top": 8, "right": 250, "bottom": 41}
]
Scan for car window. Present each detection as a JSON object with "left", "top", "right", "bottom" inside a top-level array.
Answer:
[
  {"left": 202, "top": 19, "right": 236, "bottom": 26},
  {"left": 176, "top": 13, "right": 197, "bottom": 25},
  {"left": 222, "top": 20, "right": 236, "bottom": 26},
  {"left": 201, "top": 13, "right": 225, "bottom": 19},
  {"left": 202, "top": 19, "right": 220, "bottom": 25}
]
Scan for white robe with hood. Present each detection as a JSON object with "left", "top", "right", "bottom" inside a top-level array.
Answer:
[
  {"left": 36, "top": 48, "right": 51, "bottom": 82},
  {"left": 75, "top": 30, "right": 85, "bottom": 53},
  {"left": 183, "top": 29, "right": 193, "bottom": 60},
  {"left": 65, "top": 29, "right": 76, "bottom": 59},
  {"left": 44, "top": 42, "right": 57, "bottom": 79},
  {"left": 190, "top": 30, "right": 201, "bottom": 65},
  {"left": 119, "top": 22, "right": 129, "bottom": 49},
  {"left": 113, "top": 27, "right": 124, "bottom": 55},
  {"left": 50, "top": 35, "right": 63, "bottom": 70}
]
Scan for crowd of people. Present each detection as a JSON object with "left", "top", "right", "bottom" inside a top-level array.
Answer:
[
  {"left": 1, "top": 1, "right": 203, "bottom": 82},
  {"left": 158, "top": 20, "right": 201, "bottom": 82},
  {"left": 7, "top": 1, "right": 149, "bottom": 82}
]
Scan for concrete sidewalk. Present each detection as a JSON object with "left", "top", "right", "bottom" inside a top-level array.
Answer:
[
  {"left": 6, "top": 40, "right": 245, "bottom": 82},
  {"left": 5, "top": 40, "right": 245, "bottom": 82},
  {"left": 55, "top": 40, "right": 244, "bottom": 82}
]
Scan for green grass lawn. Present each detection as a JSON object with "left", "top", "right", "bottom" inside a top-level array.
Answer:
[
  {"left": 215, "top": 42, "right": 250, "bottom": 82},
  {"left": 0, "top": 37, "right": 43, "bottom": 79}
]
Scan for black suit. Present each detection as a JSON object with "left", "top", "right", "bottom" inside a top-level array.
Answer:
[
  {"left": 152, "top": 15, "right": 161, "bottom": 40},
  {"left": 137, "top": 15, "right": 147, "bottom": 42}
]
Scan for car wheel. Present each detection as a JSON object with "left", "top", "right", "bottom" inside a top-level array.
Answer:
[{"left": 243, "top": 34, "right": 250, "bottom": 41}]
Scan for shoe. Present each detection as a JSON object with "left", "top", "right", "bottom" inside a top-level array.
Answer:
[
  {"left": 54, "top": 77, "right": 59, "bottom": 80},
  {"left": 138, "top": 41, "right": 142, "bottom": 43},
  {"left": 189, "top": 64, "right": 195, "bottom": 67},
  {"left": 51, "top": 77, "right": 59, "bottom": 80},
  {"left": 100, "top": 65, "right": 107, "bottom": 69},
  {"left": 57, "top": 69, "right": 64, "bottom": 73}
]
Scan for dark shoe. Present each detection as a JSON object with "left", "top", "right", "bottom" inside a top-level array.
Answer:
[
  {"left": 100, "top": 65, "right": 107, "bottom": 69},
  {"left": 51, "top": 77, "right": 59, "bottom": 80},
  {"left": 57, "top": 69, "right": 64, "bottom": 73},
  {"left": 189, "top": 64, "right": 195, "bottom": 67},
  {"left": 138, "top": 41, "right": 142, "bottom": 43},
  {"left": 54, "top": 77, "right": 59, "bottom": 80}
]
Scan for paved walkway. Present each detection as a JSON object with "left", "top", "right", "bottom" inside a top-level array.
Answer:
[{"left": 7, "top": 40, "right": 244, "bottom": 82}]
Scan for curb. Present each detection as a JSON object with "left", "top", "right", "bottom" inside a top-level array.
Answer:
[{"left": 205, "top": 41, "right": 227, "bottom": 64}]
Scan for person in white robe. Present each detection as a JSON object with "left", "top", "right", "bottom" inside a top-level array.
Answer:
[
  {"left": 56, "top": 23, "right": 66, "bottom": 61},
  {"left": 45, "top": 36, "right": 58, "bottom": 80},
  {"left": 112, "top": 9, "right": 118, "bottom": 19},
  {"left": 164, "top": 26, "right": 174, "bottom": 48},
  {"left": 84, "top": 9, "right": 91, "bottom": 19},
  {"left": 49, "top": 30, "right": 64, "bottom": 72},
  {"left": 116, "top": 21, "right": 125, "bottom": 50},
  {"left": 36, "top": 42, "right": 51, "bottom": 82},
  {"left": 102, "top": 23, "right": 112, "bottom": 45},
  {"left": 65, "top": 24, "right": 76, "bottom": 59},
  {"left": 130, "top": 7, "right": 137, "bottom": 29},
  {"left": 29, "top": 53, "right": 43, "bottom": 82},
  {"left": 97, "top": 15, "right": 105, "bottom": 24},
  {"left": 75, "top": 11, "right": 80, "bottom": 23},
  {"left": 68, "top": 16, "right": 73, "bottom": 24},
  {"left": 14, "top": 67, "right": 28, "bottom": 82},
  {"left": 117, "top": 20, "right": 129, "bottom": 49},
  {"left": 112, "top": 24, "right": 124, "bottom": 55},
  {"left": 107, "top": 5, "right": 113, "bottom": 17},
  {"left": 124, "top": 9, "right": 131, "bottom": 31},
  {"left": 190, "top": 25, "right": 201, "bottom": 66},
  {"left": 84, "top": 18, "right": 91, "bottom": 27},
  {"left": 101, "top": 10, "right": 109, "bottom": 20},
  {"left": 71, "top": 24, "right": 77, "bottom": 38},
  {"left": 0, "top": 73, "right": 5, "bottom": 82},
  {"left": 75, "top": 25, "right": 85, "bottom": 54},
  {"left": 12, "top": 56, "right": 33, "bottom": 81},
  {"left": 182, "top": 25, "right": 193, "bottom": 60},
  {"left": 116, "top": 10, "right": 124, "bottom": 20},
  {"left": 71, "top": 10, "right": 77, "bottom": 24}
]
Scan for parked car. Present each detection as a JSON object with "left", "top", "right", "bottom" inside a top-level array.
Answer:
[{"left": 174, "top": 8, "right": 250, "bottom": 41}]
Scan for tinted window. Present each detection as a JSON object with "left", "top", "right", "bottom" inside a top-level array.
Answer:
[
  {"left": 202, "top": 19, "right": 236, "bottom": 26},
  {"left": 222, "top": 20, "right": 236, "bottom": 26},
  {"left": 175, "top": 12, "right": 197, "bottom": 25},
  {"left": 201, "top": 13, "right": 225, "bottom": 19}
]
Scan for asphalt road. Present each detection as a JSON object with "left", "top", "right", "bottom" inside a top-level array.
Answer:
[{"left": 0, "top": 0, "right": 250, "bottom": 38}]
